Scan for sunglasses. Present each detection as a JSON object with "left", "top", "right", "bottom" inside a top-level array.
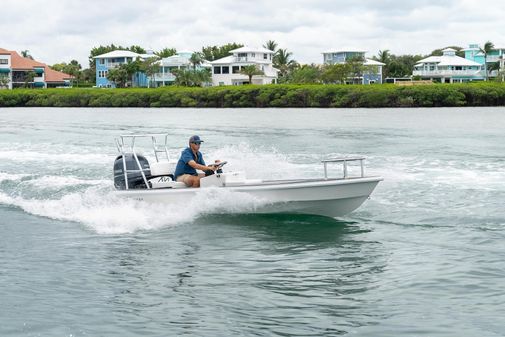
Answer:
[{"left": 192, "top": 142, "right": 202, "bottom": 145}]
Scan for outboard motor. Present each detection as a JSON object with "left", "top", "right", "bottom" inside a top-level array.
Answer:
[{"left": 113, "top": 153, "right": 151, "bottom": 190}]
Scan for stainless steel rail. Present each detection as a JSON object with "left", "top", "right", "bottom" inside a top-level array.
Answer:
[
  {"left": 115, "top": 134, "right": 172, "bottom": 190},
  {"left": 321, "top": 157, "right": 365, "bottom": 179}
]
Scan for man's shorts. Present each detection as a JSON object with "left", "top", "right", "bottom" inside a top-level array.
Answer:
[{"left": 176, "top": 174, "right": 193, "bottom": 185}]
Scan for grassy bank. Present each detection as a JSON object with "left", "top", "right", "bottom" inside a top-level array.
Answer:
[{"left": 1, "top": 83, "right": 505, "bottom": 108}]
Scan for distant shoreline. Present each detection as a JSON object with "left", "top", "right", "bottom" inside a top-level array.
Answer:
[{"left": 1, "top": 83, "right": 504, "bottom": 108}]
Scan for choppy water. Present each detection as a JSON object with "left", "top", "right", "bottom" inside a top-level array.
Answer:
[{"left": 0, "top": 107, "right": 504, "bottom": 336}]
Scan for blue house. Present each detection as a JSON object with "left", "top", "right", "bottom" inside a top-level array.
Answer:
[
  {"left": 94, "top": 50, "right": 157, "bottom": 88},
  {"left": 322, "top": 50, "right": 385, "bottom": 84}
]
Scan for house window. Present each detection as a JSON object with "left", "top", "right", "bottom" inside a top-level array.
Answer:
[
  {"left": 213, "top": 66, "right": 221, "bottom": 74},
  {"left": 222, "top": 66, "right": 229, "bottom": 74},
  {"left": 238, "top": 53, "right": 247, "bottom": 58},
  {"left": 0, "top": 59, "right": 8, "bottom": 64},
  {"left": 251, "top": 53, "right": 255, "bottom": 58},
  {"left": 264, "top": 54, "right": 267, "bottom": 60},
  {"left": 232, "top": 66, "right": 240, "bottom": 74},
  {"left": 99, "top": 59, "right": 105, "bottom": 65}
]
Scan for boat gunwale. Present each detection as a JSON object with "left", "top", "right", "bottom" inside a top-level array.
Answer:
[{"left": 114, "top": 176, "right": 383, "bottom": 195}]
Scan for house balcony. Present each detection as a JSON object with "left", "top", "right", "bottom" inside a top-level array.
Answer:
[
  {"left": 107, "top": 62, "right": 126, "bottom": 68},
  {"left": 154, "top": 73, "right": 176, "bottom": 81},
  {"left": 485, "top": 55, "right": 501, "bottom": 63},
  {"left": 413, "top": 69, "right": 485, "bottom": 77}
]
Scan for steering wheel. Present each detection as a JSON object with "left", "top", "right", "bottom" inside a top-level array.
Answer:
[{"left": 212, "top": 161, "right": 227, "bottom": 169}]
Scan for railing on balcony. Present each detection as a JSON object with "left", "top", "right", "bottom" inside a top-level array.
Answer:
[
  {"left": 234, "top": 57, "right": 249, "bottom": 62},
  {"left": 413, "top": 69, "right": 485, "bottom": 77},
  {"left": 154, "top": 73, "right": 176, "bottom": 81},
  {"left": 107, "top": 62, "right": 126, "bottom": 68}
]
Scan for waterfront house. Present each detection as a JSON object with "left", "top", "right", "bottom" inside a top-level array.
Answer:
[
  {"left": 413, "top": 48, "right": 484, "bottom": 83},
  {"left": 210, "top": 46, "right": 278, "bottom": 86},
  {"left": 463, "top": 43, "right": 505, "bottom": 78},
  {"left": 322, "top": 50, "right": 385, "bottom": 84},
  {"left": 94, "top": 50, "right": 158, "bottom": 88},
  {"left": 153, "top": 51, "right": 211, "bottom": 87},
  {"left": 0, "top": 48, "right": 73, "bottom": 89}
]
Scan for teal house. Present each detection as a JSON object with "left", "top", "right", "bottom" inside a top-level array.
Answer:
[{"left": 464, "top": 44, "right": 505, "bottom": 78}]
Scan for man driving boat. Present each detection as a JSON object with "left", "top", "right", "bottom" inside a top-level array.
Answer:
[{"left": 174, "top": 135, "right": 218, "bottom": 188}]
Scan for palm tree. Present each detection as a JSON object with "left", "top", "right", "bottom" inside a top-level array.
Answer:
[
  {"left": 375, "top": 50, "right": 391, "bottom": 82},
  {"left": 263, "top": 40, "right": 278, "bottom": 52},
  {"left": 480, "top": 41, "right": 495, "bottom": 81},
  {"left": 21, "top": 50, "right": 33, "bottom": 60},
  {"left": 189, "top": 52, "right": 203, "bottom": 70},
  {"left": 273, "top": 48, "right": 296, "bottom": 78},
  {"left": 239, "top": 65, "right": 264, "bottom": 84},
  {"left": 140, "top": 57, "right": 161, "bottom": 88}
]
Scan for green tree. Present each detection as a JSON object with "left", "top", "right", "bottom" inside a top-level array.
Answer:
[
  {"left": 156, "top": 48, "right": 177, "bottom": 58},
  {"left": 346, "top": 57, "right": 365, "bottom": 84},
  {"left": 263, "top": 40, "right": 278, "bottom": 52},
  {"left": 273, "top": 48, "right": 297, "bottom": 79},
  {"left": 494, "top": 69, "right": 505, "bottom": 82},
  {"left": 288, "top": 64, "right": 321, "bottom": 84},
  {"left": 129, "top": 45, "right": 146, "bottom": 55},
  {"left": 201, "top": 43, "right": 243, "bottom": 61},
  {"left": 373, "top": 50, "right": 391, "bottom": 82},
  {"left": 239, "top": 65, "right": 264, "bottom": 84},
  {"left": 107, "top": 65, "right": 129, "bottom": 88},
  {"left": 321, "top": 63, "right": 350, "bottom": 84},
  {"left": 189, "top": 52, "right": 204, "bottom": 70},
  {"left": 0, "top": 74, "right": 9, "bottom": 88},
  {"left": 140, "top": 57, "right": 161, "bottom": 88},
  {"left": 21, "top": 50, "right": 33, "bottom": 59},
  {"left": 172, "top": 69, "right": 211, "bottom": 86},
  {"left": 387, "top": 54, "right": 423, "bottom": 77},
  {"left": 124, "top": 58, "right": 142, "bottom": 86},
  {"left": 480, "top": 41, "right": 495, "bottom": 81},
  {"left": 23, "top": 71, "right": 36, "bottom": 88}
]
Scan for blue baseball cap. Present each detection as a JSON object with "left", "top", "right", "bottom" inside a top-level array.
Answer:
[{"left": 189, "top": 135, "right": 204, "bottom": 144}]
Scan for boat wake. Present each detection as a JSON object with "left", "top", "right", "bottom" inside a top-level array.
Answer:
[{"left": 0, "top": 183, "right": 268, "bottom": 234}]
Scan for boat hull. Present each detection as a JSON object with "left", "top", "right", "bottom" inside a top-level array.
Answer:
[{"left": 114, "top": 177, "right": 382, "bottom": 218}]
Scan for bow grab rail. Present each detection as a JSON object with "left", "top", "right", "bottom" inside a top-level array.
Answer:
[{"left": 321, "top": 157, "right": 366, "bottom": 180}]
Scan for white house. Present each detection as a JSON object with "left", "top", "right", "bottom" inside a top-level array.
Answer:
[
  {"left": 210, "top": 46, "right": 278, "bottom": 86},
  {"left": 413, "top": 48, "right": 484, "bottom": 83}
]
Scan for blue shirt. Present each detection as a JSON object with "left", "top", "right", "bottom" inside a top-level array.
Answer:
[{"left": 174, "top": 147, "right": 206, "bottom": 179}]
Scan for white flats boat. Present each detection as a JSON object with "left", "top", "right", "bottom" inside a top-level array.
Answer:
[{"left": 113, "top": 134, "right": 382, "bottom": 218}]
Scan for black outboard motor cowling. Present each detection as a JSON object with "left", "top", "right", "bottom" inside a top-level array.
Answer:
[{"left": 113, "top": 153, "right": 151, "bottom": 190}]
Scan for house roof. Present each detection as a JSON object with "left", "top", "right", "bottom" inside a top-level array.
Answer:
[
  {"left": 229, "top": 46, "right": 274, "bottom": 54},
  {"left": 416, "top": 55, "right": 482, "bottom": 67},
  {"left": 364, "top": 58, "right": 385, "bottom": 66},
  {"left": 0, "top": 47, "right": 72, "bottom": 80},
  {"left": 9, "top": 50, "right": 46, "bottom": 70},
  {"left": 322, "top": 50, "right": 367, "bottom": 54},
  {"left": 45, "top": 66, "right": 73, "bottom": 82},
  {"left": 209, "top": 55, "right": 236, "bottom": 64},
  {"left": 93, "top": 50, "right": 141, "bottom": 59}
]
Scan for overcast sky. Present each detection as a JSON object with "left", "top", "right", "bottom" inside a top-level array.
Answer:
[{"left": 2, "top": 0, "right": 504, "bottom": 68}]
